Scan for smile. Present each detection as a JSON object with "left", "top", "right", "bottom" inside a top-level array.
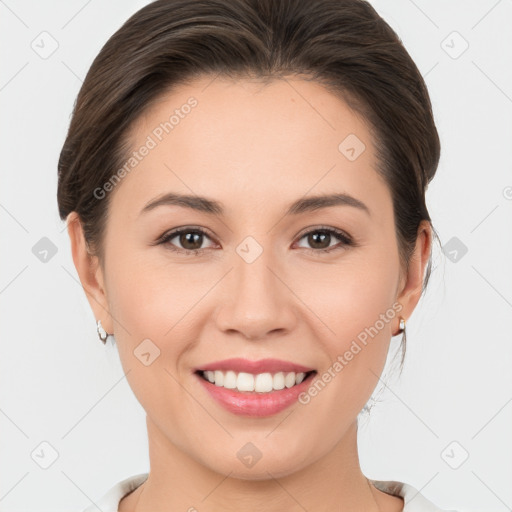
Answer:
[
  {"left": 198, "top": 369, "right": 316, "bottom": 393},
  {"left": 193, "top": 358, "right": 317, "bottom": 417}
]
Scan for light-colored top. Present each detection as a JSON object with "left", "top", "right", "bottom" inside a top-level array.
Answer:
[{"left": 81, "top": 473, "right": 459, "bottom": 512}]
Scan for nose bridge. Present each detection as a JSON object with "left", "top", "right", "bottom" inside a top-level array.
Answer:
[
  {"left": 216, "top": 236, "right": 296, "bottom": 339},
  {"left": 235, "top": 239, "right": 277, "bottom": 301}
]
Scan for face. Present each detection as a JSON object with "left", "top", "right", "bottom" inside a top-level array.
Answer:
[{"left": 70, "top": 76, "right": 429, "bottom": 479}]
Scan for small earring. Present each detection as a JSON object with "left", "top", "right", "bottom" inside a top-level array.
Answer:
[
  {"left": 96, "top": 320, "right": 112, "bottom": 345},
  {"left": 396, "top": 316, "right": 406, "bottom": 335}
]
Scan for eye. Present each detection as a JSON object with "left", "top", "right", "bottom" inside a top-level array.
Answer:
[
  {"left": 157, "top": 227, "right": 215, "bottom": 255},
  {"left": 157, "top": 225, "right": 354, "bottom": 255},
  {"left": 295, "top": 226, "right": 353, "bottom": 254}
]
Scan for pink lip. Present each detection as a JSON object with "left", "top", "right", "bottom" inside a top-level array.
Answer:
[
  {"left": 196, "top": 357, "right": 315, "bottom": 374},
  {"left": 195, "top": 371, "right": 316, "bottom": 417}
]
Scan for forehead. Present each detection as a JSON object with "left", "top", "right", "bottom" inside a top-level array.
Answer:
[{"left": 110, "top": 75, "right": 388, "bottom": 221}]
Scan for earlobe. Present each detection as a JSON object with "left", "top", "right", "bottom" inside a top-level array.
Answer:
[
  {"left": 393, "top": 316, "right": 406, "bottom": 337},
  {"left": 66, "top": 212, "right": 113, "bottom": 333}
]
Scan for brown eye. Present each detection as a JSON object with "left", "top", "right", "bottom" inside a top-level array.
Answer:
[
  {"left": 158, "top": 226, "right": 353, "bottom": 256},
  {"left": 159, "top": 227, "right": 215, "bottom": 254},
  {"left": 178, "top": 231, "right": 204, "bottom": 251},
  {"left": 307, "top": 231, "right": 331, "bottom": 249},
  {"left": 296, "top": 227, "right": 353, "bottom": 253}
]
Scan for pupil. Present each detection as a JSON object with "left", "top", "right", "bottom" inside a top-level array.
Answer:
[
  {"left": 310, "top": 231, "right": 330, "bottom": 249},
  {"left": 181, "top": 232, "right": 202, "bottom": 250}
]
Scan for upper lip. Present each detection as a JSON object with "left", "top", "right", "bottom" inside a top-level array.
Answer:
[{"left": 196, "top": 358, "right": 315, "bottom": 374}]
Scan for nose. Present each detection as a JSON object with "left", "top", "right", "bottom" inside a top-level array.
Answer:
[{"left": 214, "top": 246, "right": 298, "bottom": 341}]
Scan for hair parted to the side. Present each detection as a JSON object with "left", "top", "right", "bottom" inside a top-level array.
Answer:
[{"left": 57, "top": 0, "right": 441, "bottom": 370}]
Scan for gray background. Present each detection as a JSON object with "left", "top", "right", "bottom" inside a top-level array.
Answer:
[{"left": 1, "top": 0, "right": 511, "bottom": 510}]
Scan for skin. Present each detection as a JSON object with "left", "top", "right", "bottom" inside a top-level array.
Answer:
[{"left": 68, "top": 76, "right": 431, "bottom": 512}]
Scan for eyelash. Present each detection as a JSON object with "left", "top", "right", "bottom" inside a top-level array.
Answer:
[{"left": 156, "top": 225, "right": 354, "bottom": 256}]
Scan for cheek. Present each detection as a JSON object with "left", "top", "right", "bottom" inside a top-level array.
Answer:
[
  {"left": 103, "top": 254, "right": 200, "bottom": 422},
  {"left": 295, "top": 291, "right": 397, "bottom": 440},
  {"left": 296, "top": 251, "right": 400, "bottom": 410},
  {"left": 296, "top": 251, "right": 399, "bottom": 347},
  {"left": 106, "top": 246, "right": 208, "bottom": 345},
  {"left": 106, "top": 254, "right": 205, "bottom": 437},
  {"left": 294, "top": 251, "right": 399, "bottom": 406}
]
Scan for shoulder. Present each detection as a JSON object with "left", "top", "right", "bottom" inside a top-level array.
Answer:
[
  {"left": 369, "top": 478, "right": 461, "bottom": 512},
  {"left": 81, "top": 473, "right": 149, "bottom": 512}
]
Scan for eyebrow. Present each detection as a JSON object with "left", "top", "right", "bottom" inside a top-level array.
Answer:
[{"left": 139, "top": 192, "right": 371, "bottom": 218}]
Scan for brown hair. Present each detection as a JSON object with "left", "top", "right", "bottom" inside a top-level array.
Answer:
[{"left": 57, "top": 0, "right": 441, "bottom": 369}]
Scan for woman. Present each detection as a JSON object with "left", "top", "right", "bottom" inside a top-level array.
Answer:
[{"left": 58, "top": 0, "right": 458, "bottom": 510}]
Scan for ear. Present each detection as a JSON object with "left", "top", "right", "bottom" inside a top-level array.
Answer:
[
  {"left": 395, "top": 220, "right": 432, "bottom": 331},
  {"left": 66, "top": 212, "right": 114, "bottom": 334}
]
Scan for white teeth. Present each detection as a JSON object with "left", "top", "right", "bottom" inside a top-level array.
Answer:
[
  {"left": 223, "top": 370, "right": 237, "bottom": 389},
  {"left": 237, "top": 372, "right": 254, "bottom": 392},
  {"left": 295, "top": 372, "right": 306, "bottom": 385},
  {"left": 284, "top": 372, "right": 296, "bottom": 388},
  {"left": 254, "top": 373, "right": 273, "bottom": 392},
  {"left": 214, "top": 370, "right": 224, "bottom": 387},
  {"left": 202, "top": 370, "right": 311, "bottom": 393},
  {"left": 273, "top": 372, "right": 285, "bottom": 390}
]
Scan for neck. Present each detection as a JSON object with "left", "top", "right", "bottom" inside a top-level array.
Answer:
[{"left": 123, "top": 418, "right": 398, "bottom": 512}]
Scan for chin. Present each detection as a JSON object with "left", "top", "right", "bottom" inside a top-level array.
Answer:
[{"left": 195, "top": 440, "right": 314, "bottom": 481}]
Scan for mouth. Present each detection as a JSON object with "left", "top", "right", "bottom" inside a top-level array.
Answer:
[
  {"left": 194, "top": 370, "right": 317, "bottom": 418},
  {"left": 192, "top": 358, "right": 318, "bottom": 417},
  {"left": 195, "top": 369, "right": 317, "bottom": 393}
]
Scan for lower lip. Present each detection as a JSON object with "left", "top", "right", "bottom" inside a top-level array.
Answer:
[{"left": 195, "top": 372, "right": 316, "bottom": 417}]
